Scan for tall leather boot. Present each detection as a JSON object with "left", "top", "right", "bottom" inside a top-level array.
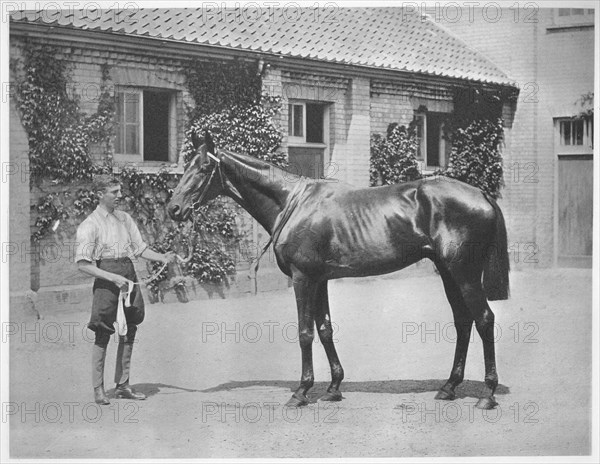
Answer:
[
  {"left": 92, "top": 335, "right": 110, "bottom": 405},
  {"left": 114, "top": 325, "right": 146, "bottom": 400}
]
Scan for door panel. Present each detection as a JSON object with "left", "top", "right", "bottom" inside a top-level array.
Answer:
[{"left": 558, "top": 155, "right": 593, "bottom": 267}]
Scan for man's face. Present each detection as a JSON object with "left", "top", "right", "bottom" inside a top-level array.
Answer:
[{"left": 98, "top": 184, "right": 122, "bottom": 210}]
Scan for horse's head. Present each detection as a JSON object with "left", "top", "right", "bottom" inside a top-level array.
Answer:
[{"left": 168, "top": 130, "right": 223, "bottom": 221}]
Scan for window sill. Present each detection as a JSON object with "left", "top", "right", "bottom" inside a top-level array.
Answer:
[
  {"left": 287, "top": 142, "right": 327, "bottom": 148},
  {"left": 546, "top": 23, "right": 594, "bottom": 33},
  {"left": 112, "top": 162, "right": 183, "bottom": 175}
]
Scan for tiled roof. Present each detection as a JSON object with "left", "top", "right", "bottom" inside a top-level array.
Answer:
[{"left": 11, "top": 7, "right": 514, "bottom": 86}]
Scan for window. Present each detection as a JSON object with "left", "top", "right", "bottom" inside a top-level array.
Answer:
[
  {"left": 115, "top": 88, "right": 176, "bottom": 163},
  {"left": 558, "top": 118, "right": 593, "bottom": 151},
  {"left": 288, "top": 102, "right": 326, "bottom": 144},
  {"left": 552, "top": 8, "right": 594, "bottom": 27},
  {"left": 413, "top": 112, "right": 449, "bottom": 169},
  {"left": 287, "top": 101, "right": 329, "bottom": 178}
]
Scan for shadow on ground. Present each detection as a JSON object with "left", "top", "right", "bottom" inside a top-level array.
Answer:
[{"left": 196, "top": 379, "right": 510, "bottom": 402}]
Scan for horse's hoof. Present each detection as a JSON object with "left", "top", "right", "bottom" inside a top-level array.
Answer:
[
  {"left": 285, "top": 394, "right": 309, "bottom": 408},
  {"left": 435, "top": 389, "right": 455, "bottom": 401},
  {"left": 319, "top": 391, "right": 342, "bottom": 402},
  {"left": 475, "top": 396, "right": 498, "bottom": 410}
]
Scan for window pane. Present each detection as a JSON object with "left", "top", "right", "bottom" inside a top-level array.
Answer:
[
  {"left": 573, "top": 119, "right": 584, "bottom": 145},
  {"left": 125, "top": 93, "right": 139, "bottom": 124},
  {"left": 558, "top": 8, "right": 570, "bottom": 16},
  {"left": 126, "top": 124, "right": 138, "bottom": 154},
  {"left": 143, "top": 91, "right": 170, "bottom": 161},
  {"left": 306, "top": 103, "right": 324, "bottom": 143},
  {"left": 561, "top": 121, "right": 571, "bottom": 145},
  {"left": 115, "top": 93, "right": 125, "bottom": 153},
  {"left": 414, "top": 116, "right": 424, "bottom": 159},
  {"left": 288, "top": 104, "right": 293, "bottom": 135},
  {"left": 571, "top": 9, "right": 583, "bottom": 15},
  {"left": 293, "top": 105, "right": 303, "bottom": 137}
]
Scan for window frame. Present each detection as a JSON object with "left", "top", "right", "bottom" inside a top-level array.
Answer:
[
  {"left": 555, "top": 117, "right": 594, "bottom": 155},
  {"left": 287, "top": 101, "right": 329, "bottom": 148},
  {"left": 114, "top": 88, "right": 144, "bottom": 162},
  {"left": 414, "top": 112, "right": 449, "bottom": 171},
  {"left": 551, "top": 8, "right": 595, "bottom": 28},
  {"left": 113, "top": 86, "right": 178, "bottom": 167}
]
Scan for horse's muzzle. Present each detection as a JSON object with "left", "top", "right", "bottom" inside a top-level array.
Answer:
[{"left": 168, "top": 203, "right": 189, "bottom": 221}]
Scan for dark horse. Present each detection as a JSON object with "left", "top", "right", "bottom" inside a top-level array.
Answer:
[{"left": 168, "top": 131, "right": 509, "bottom": 410}]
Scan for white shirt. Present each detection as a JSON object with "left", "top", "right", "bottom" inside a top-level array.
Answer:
[{"left": 75, "top": 205, "right": 148, "bottom": 262}]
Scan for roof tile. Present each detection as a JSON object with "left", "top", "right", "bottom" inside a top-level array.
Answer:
[{"left": 11, "top": 7, "right": 514, "bottom": 86}]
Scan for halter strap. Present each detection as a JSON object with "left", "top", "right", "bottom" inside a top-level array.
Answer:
[{"left": 193, "top": 151, "right": 225, "bottom": 207}]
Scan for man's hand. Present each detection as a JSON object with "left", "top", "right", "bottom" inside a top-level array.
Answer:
[
  {"left": 162, "top": 251, "right": 178, "bottom": 264},
  {"left": 113, "top": 274, "right": 133, "bottom": 290}
]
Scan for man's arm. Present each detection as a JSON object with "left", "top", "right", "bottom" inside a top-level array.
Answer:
[
  {"left": 78, "top": 260, "right": 132, "bottom": 288},
  {"left": 140, "top": 248, "right": 176, "bottom": 264}
]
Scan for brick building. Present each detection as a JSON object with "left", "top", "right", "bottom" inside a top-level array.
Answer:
[
  {"left": 441, "top": 6, "right": 595, "bottom": 268},
  {"left": 9, "top": 7, "right": 522, "bottom": 312}
]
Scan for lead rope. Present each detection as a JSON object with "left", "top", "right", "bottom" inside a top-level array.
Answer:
[
  {"left": 134, "top": 151, "right": 222, "bottom": 287},
  {"left": 252, "top": 178, "right": 307, "bottom": 294}
]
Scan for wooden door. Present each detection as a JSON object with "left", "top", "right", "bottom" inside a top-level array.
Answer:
[{"left": 558, "top": 155, "right": 593, "bottom": 267}]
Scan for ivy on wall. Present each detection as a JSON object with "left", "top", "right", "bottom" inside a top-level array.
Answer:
[
  {"left": 443, "top": 118, "right": 505, "bottom": 199},
  {"left": 370, "top": 86, "right": 506, "bottom": 199},
  {"left": 13, "top": 42, "right": 285, "bottom": 301},
  {"left": 369, "top": 123, "right": 421, "bottom": 186}
]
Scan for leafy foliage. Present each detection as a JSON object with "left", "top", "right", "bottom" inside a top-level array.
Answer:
[
  {"left": 442, "top": 118, "right": 505, "bottom": 199},
  {"left": 184, "top": 59, "right": 263, "bottom": 119},
  {"left": 14, "top": 44, "right": 113, "bottom": 185},
  {"left": 17, "top": 44, "right": 283, "bottom": 299},
  {"left": 183, "top": 97, "right": 286, "bottom": 167},
  {"left": 370, "top": 123, "right": 422, "bottom": 186}
]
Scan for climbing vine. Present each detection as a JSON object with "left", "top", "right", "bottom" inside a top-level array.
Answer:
[
  {"left": 370, "top": 86, "right": 506, "bottom": 199},
  {"left": 14, "top": 42, "right": 284, "bottom": 301},
  {"left": 443, "top": 118, "right": 505, "bottom": 199},
  {"left": 369, "top": 123, "right": 421, "bottom": 186}
]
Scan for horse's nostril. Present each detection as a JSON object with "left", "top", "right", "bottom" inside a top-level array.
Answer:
[{"left": 169, "top": 204, "right": 181, "bottom": 217}]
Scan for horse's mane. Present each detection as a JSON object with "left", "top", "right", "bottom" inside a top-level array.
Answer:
[{"left": 218, "top": 148, "right": 279, "bottom": 171}]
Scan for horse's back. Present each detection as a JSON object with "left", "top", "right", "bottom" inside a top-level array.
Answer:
[{"left": 275, "top": 177, "right": 497, "bottom": 279}]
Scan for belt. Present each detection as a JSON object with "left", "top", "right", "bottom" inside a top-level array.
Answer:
[{"left": 96, "top": 256, "right": 132, "bottom": 265}]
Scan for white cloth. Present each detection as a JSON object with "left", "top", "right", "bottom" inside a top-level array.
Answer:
[{"left": 115, "top": 281, "right": 134, "bottom": 336}]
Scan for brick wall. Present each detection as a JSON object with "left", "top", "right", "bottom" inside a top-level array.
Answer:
[
  {"left": 441, "top": 7, "right": 595, "bottom": 268},
  {"left": 8, "top": 98, "right": 31, "bottom": 295},
  {"left": 9, "top": 36, "right": 293, "bottom": 309}
]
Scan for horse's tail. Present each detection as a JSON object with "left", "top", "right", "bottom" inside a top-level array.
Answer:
[{"left": 482, "top": 194, "right": 510, "bottom": 301}]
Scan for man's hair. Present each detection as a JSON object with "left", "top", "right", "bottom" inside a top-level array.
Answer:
[{"left": 92, "top": 174, "right": 120, "bottom": 193}]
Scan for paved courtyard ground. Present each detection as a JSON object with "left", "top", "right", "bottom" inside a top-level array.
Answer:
[{"left": 7, "top": 267, "right": 595, "bottom": 459}]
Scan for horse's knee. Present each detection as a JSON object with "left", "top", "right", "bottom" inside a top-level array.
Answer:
[{"left": 299, "top": 330, "right": 314, "bottom": 348}]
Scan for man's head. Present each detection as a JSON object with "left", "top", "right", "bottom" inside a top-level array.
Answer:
[{"left": 93, "top": 174, "right": 122, "bottom": 211}]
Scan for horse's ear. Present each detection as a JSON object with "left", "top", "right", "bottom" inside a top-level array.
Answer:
[
  {"left": 204, "top": 130, "right": 216, "bottom": 154},
  {"left": 191, "top": 130, "right": 202, "bottom": 150}
]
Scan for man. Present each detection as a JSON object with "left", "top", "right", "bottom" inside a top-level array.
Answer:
[{"left": 76, "top": 174, "right": 177, "bottom": 405}]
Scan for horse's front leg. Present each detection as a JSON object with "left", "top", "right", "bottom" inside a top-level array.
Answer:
[{"left": 285, "top": 273, "right": 319, "bottom": 408}]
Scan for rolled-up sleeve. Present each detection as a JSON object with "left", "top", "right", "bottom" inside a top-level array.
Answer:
[
  {"left": 125, "top": 214, "right": 148, "bottom": 257},
  {"left": 75, "top": 221, "right": 96, "bottom": 263}
]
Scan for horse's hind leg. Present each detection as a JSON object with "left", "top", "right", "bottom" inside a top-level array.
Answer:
[
  {"left": 435, "top": 263, "right": 474, "bottom": 402},
  {"left": 315, "top": 281, "right": 344, "bottom": 402},
  {"left": 453, "top": 267, "right": 499, "bottom": 409}
]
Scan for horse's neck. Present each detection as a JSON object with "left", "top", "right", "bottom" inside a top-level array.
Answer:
[{"left": 220, "top": 152, "right": 296, "bottom": 234}]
